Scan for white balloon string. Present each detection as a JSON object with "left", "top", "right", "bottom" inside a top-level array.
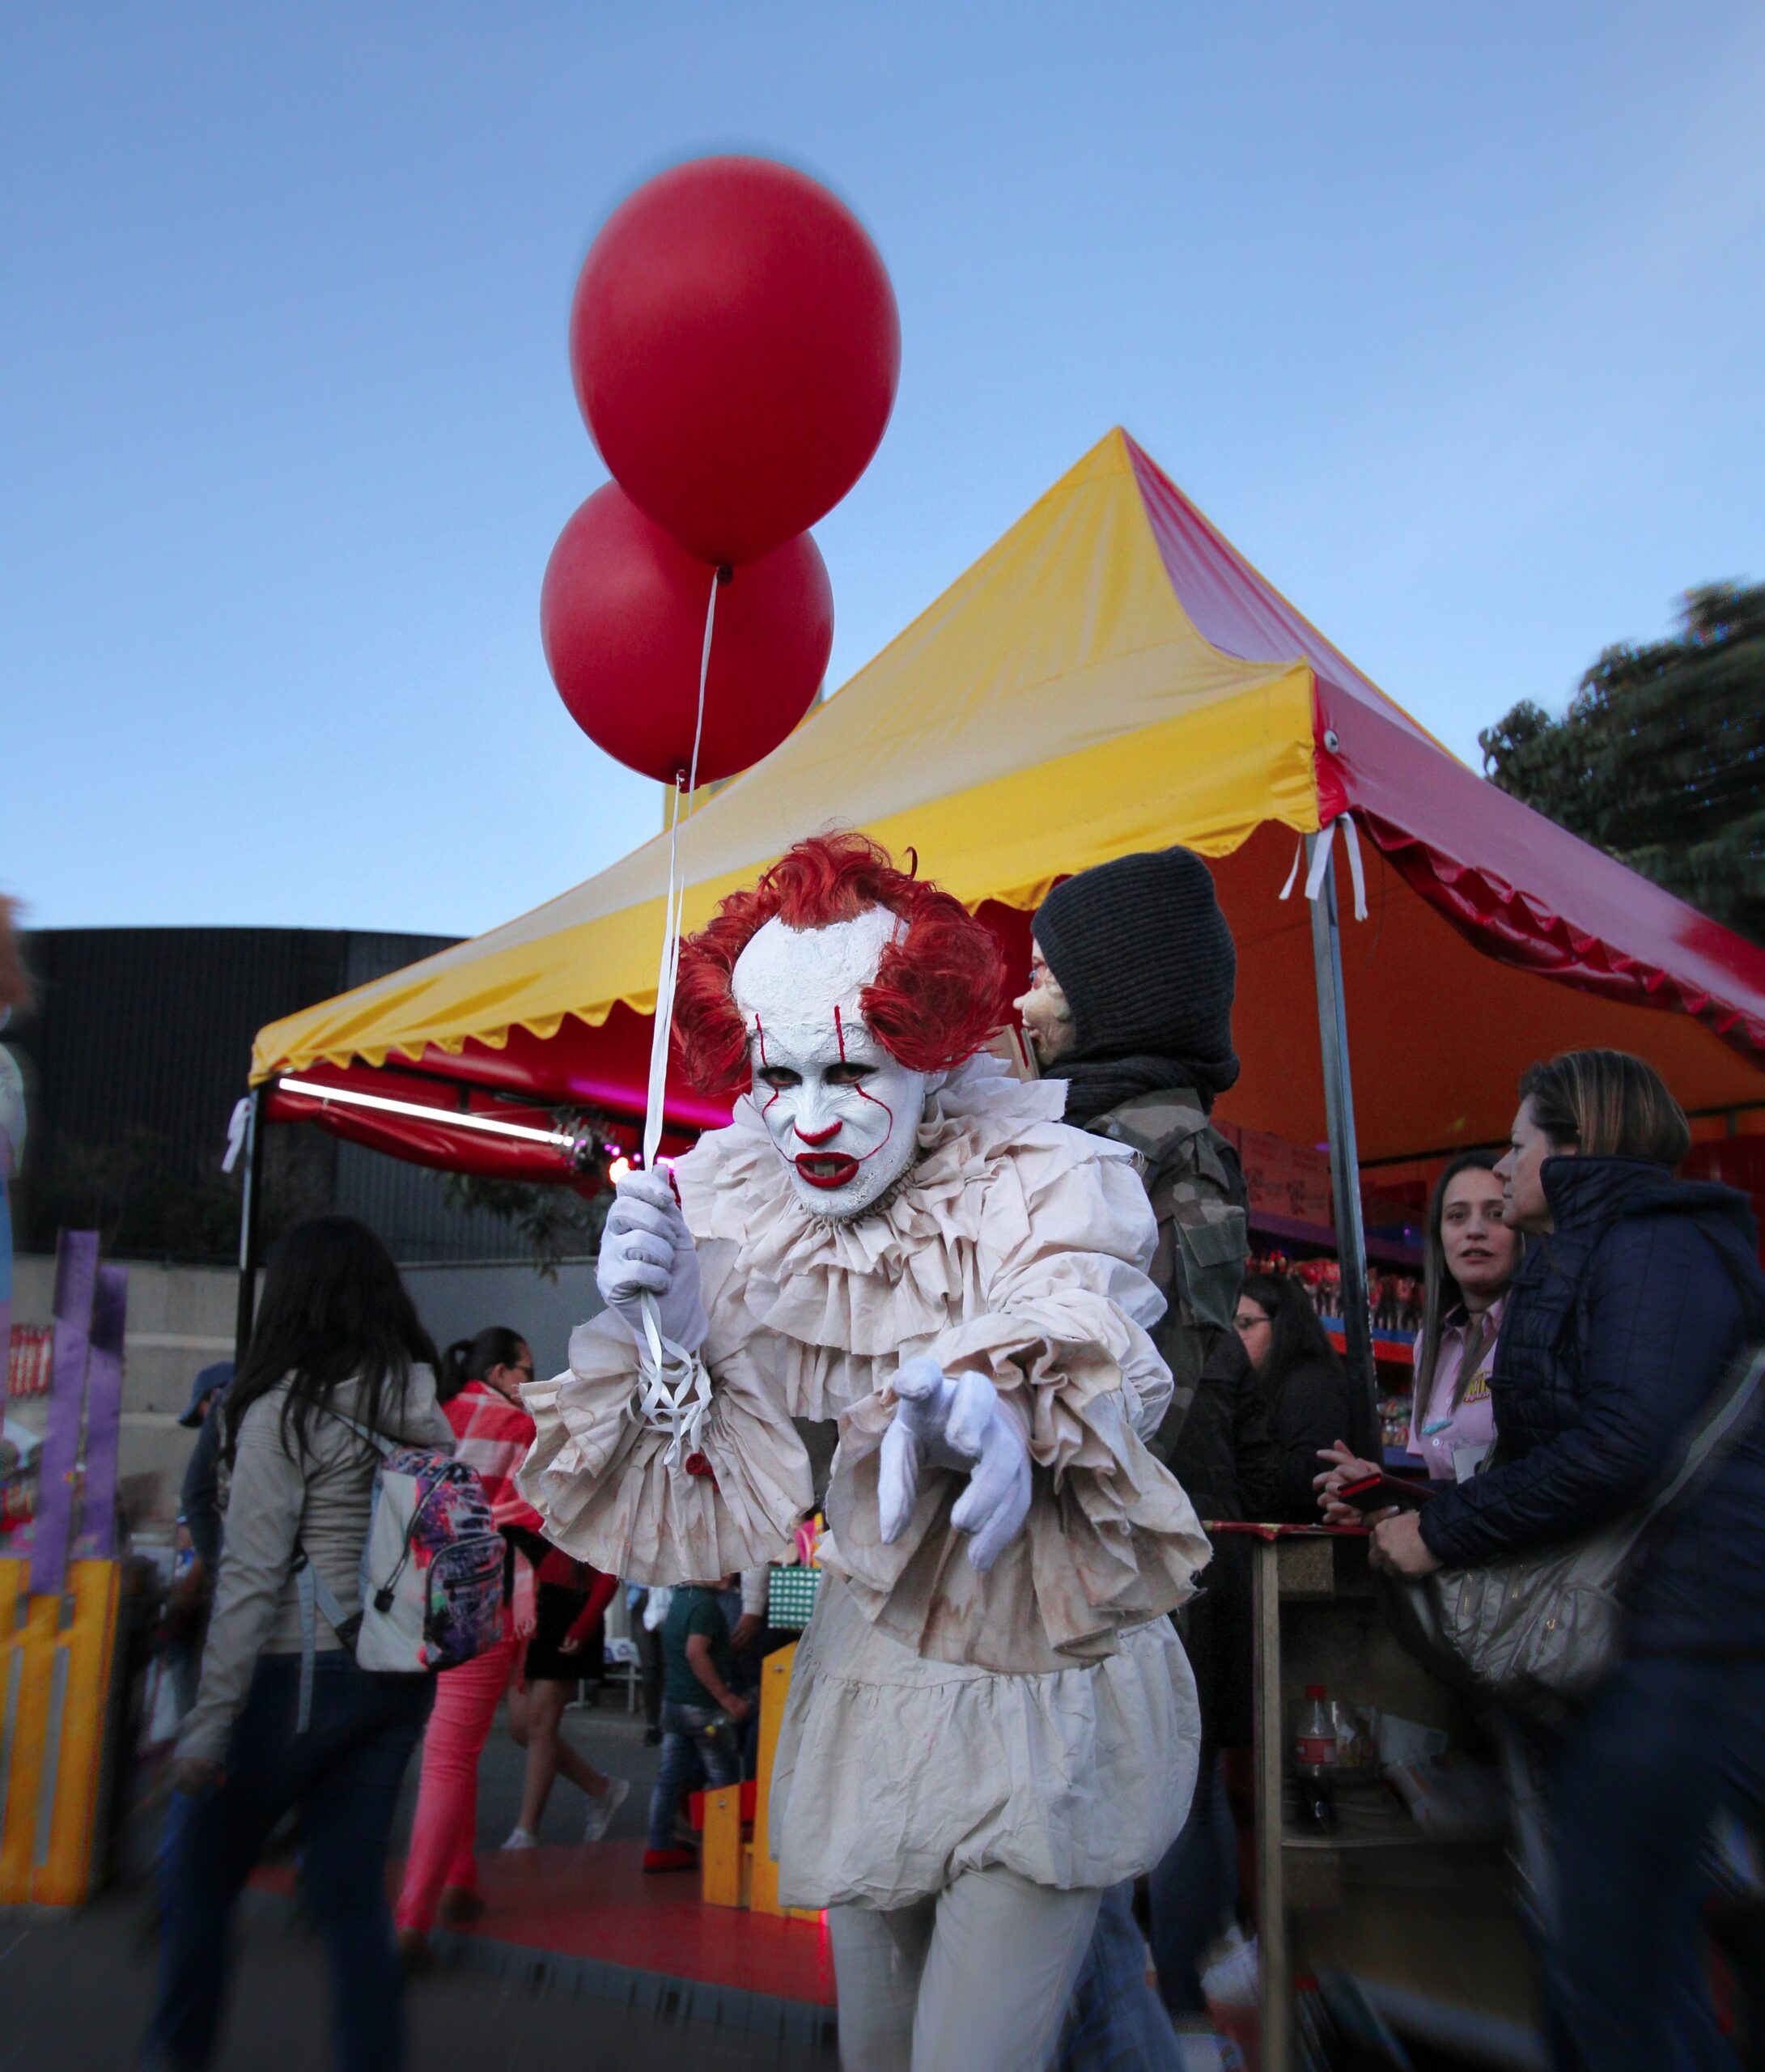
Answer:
[
  {"left": 641, "top": 566, "right": 719, "bottom": 1169},
  {"left": 633, "top": 564, "right": 720, "bottom": 1465},
  {"left": 642, "top": 775, "right": 685, "bottom": 1172},
  {"left": 688, "top": 567, "right": 715, "bottom": 800}
]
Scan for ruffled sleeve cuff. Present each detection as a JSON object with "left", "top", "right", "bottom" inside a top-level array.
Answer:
[
  {"left": 820, "top": 1135, "right": 1211, "bottom": 1674},
  {"left": 826, "top": 1314, "right": 1208, "bottom": 1673},
  {"left": 517, "top": 1263, "right": 812, "bottom": 1585}
]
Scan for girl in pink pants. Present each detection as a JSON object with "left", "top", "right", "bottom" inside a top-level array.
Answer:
[
  {"left": 395, "top": 1333, "right": 543, "bottom": 1953},
  {"left": 396, "top": 1636, "right": 521, "bottom": 1935},
  {"left": 395, "top": 1334, "right": 624, "bottom": 1955}
]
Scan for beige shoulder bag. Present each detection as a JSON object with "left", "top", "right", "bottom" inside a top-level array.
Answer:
[{"left": 1393, "top": 1342, "right": 1765, "bottom": 1723}]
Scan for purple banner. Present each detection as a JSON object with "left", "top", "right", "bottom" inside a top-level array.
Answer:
[
  {"left": 71, "top": 1263, "right": 127, "bottom": 1560},
  {"left": 29, "top": 1230, "right": 99, "bottom": 1595},
  {"left": 1, "top": 1132, "right": 13, "bottom": 1395}
]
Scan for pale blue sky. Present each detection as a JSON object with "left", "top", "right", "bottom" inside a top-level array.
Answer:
[{"left": 7, "top": 2, "right": 1762, "bottom": 935}]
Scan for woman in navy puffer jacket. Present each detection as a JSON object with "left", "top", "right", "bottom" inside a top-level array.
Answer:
[{"left": 1374, "top": 1050, "right": 1765, "bottom": 2072}]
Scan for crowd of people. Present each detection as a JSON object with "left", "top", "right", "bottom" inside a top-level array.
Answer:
[
  {"left": 142, "top": 835, "right": 1765, "bottom": 2072},
  {"left": 144, "top": 1259, "right": 779, "bottom": 2070}
]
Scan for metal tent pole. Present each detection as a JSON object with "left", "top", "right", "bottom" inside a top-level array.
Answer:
[
  {"left": 233, "top": 1083, "right": 267, "bottom": 1368},
  {"left": 1305, "top": 831, "right": 1377, "bottom": 1427}
]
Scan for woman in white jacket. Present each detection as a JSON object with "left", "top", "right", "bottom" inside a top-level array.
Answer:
[{"left": 520, "top": 834, "right": 1209, "bottom": 2072}]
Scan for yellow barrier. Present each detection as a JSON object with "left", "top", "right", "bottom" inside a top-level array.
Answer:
[
  {"left": 0, "top": 1557, "right": 121, "bottom": 1905},
  {"left": 701, "top": 1782, "right": 746, "bottom": 1907},
  {"left": 698, "top": 1639, "right": 817, "bottom": 1921}
]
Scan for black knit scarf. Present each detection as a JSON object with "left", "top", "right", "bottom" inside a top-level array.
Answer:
[{"left": 1054, "top": 1054, "right": 1204, "bottom": 1126}]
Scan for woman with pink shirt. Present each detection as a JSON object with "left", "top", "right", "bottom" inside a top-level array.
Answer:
[
  {"left": 1317, "top": 1152, "right": 1520, "bottom": 1514},
  {"left": 394, "top": 1328, "right": 623, "bottom": 1966}
]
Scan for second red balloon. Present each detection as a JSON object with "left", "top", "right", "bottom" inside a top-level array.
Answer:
[{"left": 541, "top": 485, "right": 833, "bottom": 788}]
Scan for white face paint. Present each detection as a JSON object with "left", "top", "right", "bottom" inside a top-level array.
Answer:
[{"left": 731, "top": 909, "right": 930, "bottom": 1220}]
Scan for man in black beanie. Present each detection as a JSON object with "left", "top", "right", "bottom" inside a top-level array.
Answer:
[
  {"left": 1021, "top": 849, "right": 1276, "bottom": 2066},
  {"left": 1016, "top": 845, "right": 1248, "bottom": 1437}
]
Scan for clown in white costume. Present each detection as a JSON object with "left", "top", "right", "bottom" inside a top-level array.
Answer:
[{"left": 519, "top": 835, "right": 1209, "bottom": 2072}]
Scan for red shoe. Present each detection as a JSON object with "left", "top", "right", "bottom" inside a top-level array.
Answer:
[{"left": 642, "top": 1847, "right": 698, "bottom": 1874}]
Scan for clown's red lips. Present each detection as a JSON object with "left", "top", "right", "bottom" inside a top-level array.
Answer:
[{"left": 795, "top": 1152, "right": 862, "bottom": 1190}]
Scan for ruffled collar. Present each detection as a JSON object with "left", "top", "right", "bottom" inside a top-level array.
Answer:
[{"left": 677, "top": 1055, "right": 1070, "bottom": 1357}]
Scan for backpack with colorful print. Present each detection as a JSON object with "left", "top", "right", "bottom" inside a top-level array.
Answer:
[{"left": 295, "top": 1412, "right": 504, "bottom": 1726}]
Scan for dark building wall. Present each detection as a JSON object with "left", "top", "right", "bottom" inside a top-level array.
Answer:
[
  {"left": 8, "top": 926, "right": 533, "bottom": 1265},
  {"left": 333, "top": 1142, "right": 541, "bottom": 1264}
]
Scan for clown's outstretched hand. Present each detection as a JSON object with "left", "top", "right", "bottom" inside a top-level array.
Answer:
[
  {"left": 596, "top": 1171, "right": 710, "bottom": 1353},
  {"left": 879, "top": 1354, "right": 1032, "bottom": 1573}
]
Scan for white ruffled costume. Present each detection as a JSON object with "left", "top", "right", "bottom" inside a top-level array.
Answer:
[{"left": 520, "top": 1054, "right": 1209, "bottom": 1909}]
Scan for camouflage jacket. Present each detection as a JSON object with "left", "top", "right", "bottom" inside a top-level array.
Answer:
[{"left": 1083, "top": 1087, "right": 1249, "bottom": 1460}]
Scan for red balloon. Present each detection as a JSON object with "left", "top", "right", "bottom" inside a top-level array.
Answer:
[
  {"left": 571, "top": 155, "right": 900, "bottom": 567},
  {"left": 541, "top": 483, "right": 833, "bottom": 786}
]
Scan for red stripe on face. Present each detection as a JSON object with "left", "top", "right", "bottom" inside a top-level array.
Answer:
[
  {"left": 854, "top": 1079, "right": 895, "bottom": 1155},
  {"left": 753, "top": 1016, "right": 780, "bottom": 1116}
]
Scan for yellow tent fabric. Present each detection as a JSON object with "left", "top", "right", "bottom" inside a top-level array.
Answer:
[{"left": 254, "top": 430, "right": 1317, "bottom": 1080}]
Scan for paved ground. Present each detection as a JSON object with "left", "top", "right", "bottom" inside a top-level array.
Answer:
[{"left": 0, "top": 1698, "right": 838, "bottom": 2072}]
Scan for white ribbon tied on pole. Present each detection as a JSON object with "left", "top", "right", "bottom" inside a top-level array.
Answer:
[
  {"left": 1279, "top": 812, "right": 1368, "bottom": 922},
  {"left": 221, "top": 1096, "right": 252, "bottom": 1175},
  {"left": 630, "top": 568, "right": 720, "bottom": 1466}
]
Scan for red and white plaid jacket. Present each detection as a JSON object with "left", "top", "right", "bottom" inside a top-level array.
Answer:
[
  {"left": 445, "top": 1381, "right": 609, "bottom": 1641},
  {"left": 444, "top": 1379, "right": 545, "bottom": 1535}
]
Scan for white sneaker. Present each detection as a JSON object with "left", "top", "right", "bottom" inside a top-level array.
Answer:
[
  {"left": 1172, "top": 2033, "right": 1243, "bottom": 2072},
  {"left": 501, "top": 1826, "right": 538, "bottom": 1851},
  {"left": 1200, "top": 1926, "right": 1258, "bottom": 2006},
  {"left": 583, "top": 1776, "right": 630, "bottom": 1843}
]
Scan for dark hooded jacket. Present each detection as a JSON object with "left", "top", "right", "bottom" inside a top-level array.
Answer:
[
  {"left": 1165, "top": 1329, "right": 1283, "bottom": 1744},
  {"left": 1419, "top": 1157, "right": 1765, "bottom": 1657},
  {"left": 1035, "top": 847, "right": 1249, "bottom": 1431},
  {"left": 1036, "top": 849, "right": 1265, "bottom": 1740}
]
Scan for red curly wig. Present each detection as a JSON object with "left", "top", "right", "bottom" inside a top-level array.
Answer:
[{"left": 673, "top": 832, "right": 1010, "bottom": 1097}]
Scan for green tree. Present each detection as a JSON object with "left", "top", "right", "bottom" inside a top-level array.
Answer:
[
  {"left": 439, "top": 1110, "right": 617, "bottom": 1276},
  {"left": 438, "top": 1174, "right": 613, "bottom": 1278},
  {"left": 1479, "top": 583, "right": 1765, "bottom": 945}
]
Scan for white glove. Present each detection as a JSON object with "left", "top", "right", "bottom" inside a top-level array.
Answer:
[
  {"left": 877, "top": 1353, "right": 1032, "bottom": 1573},
  {"left": 596, "top": 1170, "right": 709, "bottom": 1353}
]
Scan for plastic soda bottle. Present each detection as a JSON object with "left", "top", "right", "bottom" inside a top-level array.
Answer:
[{"left": 1293, "top": 1684, "right": 1338, "bottom": 1832}]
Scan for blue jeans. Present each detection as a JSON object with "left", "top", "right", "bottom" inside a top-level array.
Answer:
[
  {"left": 1543, "top": 1654, "right": 1765, "bottom": 2072},
  {"left": 1150, "top": 1745, "right": 1237, "bottom": 2016},
  {"left": 1055, "top": 1881, "right": 1186, "bottom": 2070},
  {"left": 1054, "top": 1746, "right": 1236, "bottom": 2069},
  {"left": 647, "top": 1699, "right": 741, "bottom": 1850},
  {"left": 146, "top": 1650, "right": 433, "bottom": 2072}
]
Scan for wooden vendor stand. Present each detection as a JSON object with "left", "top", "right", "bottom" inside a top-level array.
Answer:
[{"left": 1230, "top": 1519, "right": 1542, "bottom": 2072}]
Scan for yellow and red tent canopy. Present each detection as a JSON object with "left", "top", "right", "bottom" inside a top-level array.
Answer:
[{"left": 253, "top": 430, "right": 1765, "bottom": 1179}]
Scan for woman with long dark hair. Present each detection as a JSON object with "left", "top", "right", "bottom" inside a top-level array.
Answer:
[
  {"left": 148, "top": 1216, "right": 449, "bottom": 2072},
  {"left": 1316, "top": 1150, "right": 1521, "bottom": 1515},
  {"left": 1374, "top": 1051, "right": 1765, "bottom": 2070},
  {"left": 1234, "top": 1271, "right": 1377, "bottom": 1521}
]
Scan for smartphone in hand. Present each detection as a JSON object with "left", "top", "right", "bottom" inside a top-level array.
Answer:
[{"left": 1336, "top": 1472, "right": 1434, "bottom": 1515}]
